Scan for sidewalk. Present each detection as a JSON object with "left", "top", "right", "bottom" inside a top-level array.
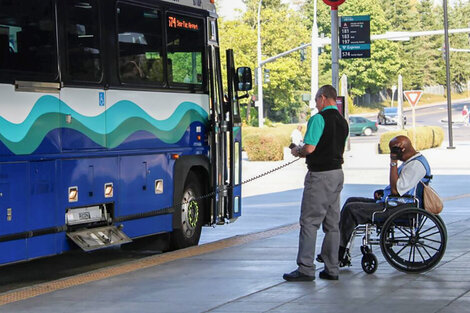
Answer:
[
  {"left": 1, "top": 141, "right": 469, "bottom": 313},
  {"left": 246, "top": 140, "right": 470, "bottom": 195}
]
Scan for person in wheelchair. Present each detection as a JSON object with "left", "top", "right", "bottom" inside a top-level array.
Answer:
[{"left": 336, "top": 135, "right": 431, "bottom": 266}]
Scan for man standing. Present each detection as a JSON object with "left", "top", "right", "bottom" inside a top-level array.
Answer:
[{"left": 283, "top": 85, "right": 349, "bottom": 281}]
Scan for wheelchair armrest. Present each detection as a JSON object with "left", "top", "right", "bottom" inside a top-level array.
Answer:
[
  {"left": 372, "top": 195, "right": 418, "bottom": 223},
  {"left": 384, "top": 195, "right": 418, "bottom": 209}
]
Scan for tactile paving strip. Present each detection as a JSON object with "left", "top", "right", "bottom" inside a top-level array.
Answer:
[{"left": 0, "top": 223, "right": 299, "bottom": 306}]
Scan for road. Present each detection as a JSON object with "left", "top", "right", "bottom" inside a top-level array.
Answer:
[{"left": 351, "top": 100, "right": 470, "bottom": 143}]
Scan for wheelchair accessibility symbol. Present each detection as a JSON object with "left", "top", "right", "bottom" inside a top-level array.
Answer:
[{"left": 99, "top": 92, "right": 105, "bottom": 106}]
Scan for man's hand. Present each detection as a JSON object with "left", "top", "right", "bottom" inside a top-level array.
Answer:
[
  {"left": 291, "top": 145, "right": 300, "bottom": 157},
  {"left": 390, "top": 142, "right": 405, "bottom": 161}
]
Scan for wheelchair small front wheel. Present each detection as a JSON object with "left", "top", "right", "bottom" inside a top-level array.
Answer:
[
  {"left": 380, "top": 207, "right": 447, "bottom": 273},
  {"left": 361, "top": 253, "right": 378, "bottom": 274},
  {"left": 360, "top": 245, "right": 371, "bottom": 255}
]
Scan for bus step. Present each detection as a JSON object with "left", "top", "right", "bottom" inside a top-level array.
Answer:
[{"left": 67, "top": 226, "right": 132, "bottom": 252}]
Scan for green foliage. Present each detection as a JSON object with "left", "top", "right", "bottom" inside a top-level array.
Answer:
[
  {"left": 221, "top": 0, "right": 311, "bottom": 123},
  {"left": 378, "top": 127, "right": 444, "bottom": 154},
  {"left": 448, "top": 2, "right": 470, "bottom": 89},
  {"left": 302, "top": 0, "right": 402, "bottom": 97}
]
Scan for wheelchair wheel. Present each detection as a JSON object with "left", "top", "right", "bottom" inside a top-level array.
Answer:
[
  {"left": 361, "top": 253, "right": 378, "bottom": 274},
  {"left": 380, "top": 207, "right": 447, "bottom": 273}
]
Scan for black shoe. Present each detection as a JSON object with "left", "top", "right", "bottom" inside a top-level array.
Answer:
[
  {"left": 283, "top": 270, "right": 315, "bottom": 282},
  {"left": 316, "top": 254, "right": 324, "bottom": 263},
  {"left": 339, "top": 257, "right": 351, "bottom": 268},
  {"left": 319, "top": 270, "right": 339, "bottom": 281}
]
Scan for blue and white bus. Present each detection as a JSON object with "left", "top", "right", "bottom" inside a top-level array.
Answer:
[{"left": 0, "top": 0, "right": 251, "bottom": 264}]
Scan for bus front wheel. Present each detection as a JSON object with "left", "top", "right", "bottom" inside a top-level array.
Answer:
[{"left": 170, "top": 172, "right": 204, "bottom": 249}]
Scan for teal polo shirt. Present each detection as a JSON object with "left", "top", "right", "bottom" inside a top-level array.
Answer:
[{"left": 303, "top": 106, "right": 339, "bottom": 146}]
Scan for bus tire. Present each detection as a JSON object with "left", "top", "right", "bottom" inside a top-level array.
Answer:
[{"left": 170, "top": 172, "right": 204, "bottom": 249}]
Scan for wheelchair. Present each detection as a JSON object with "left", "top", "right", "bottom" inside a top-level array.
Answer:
[{"left": 342, "top": 195, "right": 447, "bottom": 274}]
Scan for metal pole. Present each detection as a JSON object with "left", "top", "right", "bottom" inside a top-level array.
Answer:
[
  {"left": 397, "top": 74, "right": 403, "bottom": 130},
  {"left": 331, "top": 7, "right": 339, "bottom": 90},
  {"left": 257, "top": 0, "right": 264, "bottom": 128},
  {"left": 310, "top": 0, "right": 319, "bottom": 113},
  {"left": 443, "top": 0, "right": 455, "bottom": 148},
  {"left": 341, "top": 74, "right": 350, "bottom": 151}
]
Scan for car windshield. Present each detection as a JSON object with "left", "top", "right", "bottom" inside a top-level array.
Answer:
[
  {"left": 384, "top": 108, "right": 397, "bottom": 114},
  {"left": 384, "top": 108, "right": 397, "bottom": 116}
]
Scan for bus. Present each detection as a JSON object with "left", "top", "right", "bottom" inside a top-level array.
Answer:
[{"left": 0, "top": 0, "right": 251, "bottom": 264}]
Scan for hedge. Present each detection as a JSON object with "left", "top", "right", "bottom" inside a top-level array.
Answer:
[
  {"left": 241, "top": 125, "right": 444, "bottom": 160},
  {"left": 243, "top": 134, "right": 284, "bottom": 161},
  {"left": 378, "top": 126, "right": 444, "bottom": 154},
  {"left": 242, "top": 124, "right": 300, "bottom": 161}
]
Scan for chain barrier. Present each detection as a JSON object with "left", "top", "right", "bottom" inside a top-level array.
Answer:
[
  {"left": 116, "top": 157, "right": 302, "bottom": 224},
  {"left": 240, "top": 157, "right": 301, "bottom": 185},
  {"left": 186, "top": 157, "right": 302, "bottom": 206}
]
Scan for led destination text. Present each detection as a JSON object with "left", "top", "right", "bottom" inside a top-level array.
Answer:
[{"left": 168, "top": 16, "right": 199, "bottom": 31}]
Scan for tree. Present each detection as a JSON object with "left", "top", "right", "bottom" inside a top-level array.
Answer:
[
  {"left": 220, "top": 0, "right": 311, "bottom": 123},
  {"left": 414, "top": 0, "right": 445, "bottom": 87},
  {"left": 448, "top": 1, "right": 470, "bottom": 89},
  {"left": 301, "top": 0, "right": 401, "bottom": 97}
]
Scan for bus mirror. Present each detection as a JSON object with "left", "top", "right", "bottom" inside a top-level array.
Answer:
[{"left": 236, "top": 67, "right": 252, "bottom": 91}]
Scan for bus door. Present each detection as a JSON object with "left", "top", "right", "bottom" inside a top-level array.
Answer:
[
  {"left": 208, "top": 45, "right": 226, "bottom": 224},
  {"left": 225, "top": 49, "right": 243, "bottom": 221}
]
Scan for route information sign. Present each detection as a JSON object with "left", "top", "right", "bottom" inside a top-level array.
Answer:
[{"left": 339, "top": 15, "right": 371, "bottom": 59}]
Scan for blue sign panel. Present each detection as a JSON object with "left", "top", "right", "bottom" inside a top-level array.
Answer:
[{"left": 340, "top": 15, "right": 371, "bottom": 59}]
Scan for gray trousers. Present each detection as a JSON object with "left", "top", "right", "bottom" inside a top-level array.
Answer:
[
  {"left": 339, "top": 197, "right": 383, "bottom": 248},
  {"left": 296, "top": 169, "right": 344, "bottom": 277}
]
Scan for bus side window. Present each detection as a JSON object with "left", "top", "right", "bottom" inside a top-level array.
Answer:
[
  {"left": 0, "top": 0, "right": 57, "bottom": 81},
  {"left": 0, "top": 34, "right": 8, "bottom": 69},
  {"left": 64, "top": 0, "right": 102, "bottom": 82},
  {"left": 117, "top": 4, "right": 164, "bottom": 85}
]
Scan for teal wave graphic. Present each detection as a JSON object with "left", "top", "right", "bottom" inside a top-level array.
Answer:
[{"left": 0, "top": 95, "right": 208, "bottom": 154}]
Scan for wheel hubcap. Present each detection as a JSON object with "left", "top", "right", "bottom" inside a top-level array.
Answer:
[{"left": 181, "top": 189, "right": 199, "bottom": 238}]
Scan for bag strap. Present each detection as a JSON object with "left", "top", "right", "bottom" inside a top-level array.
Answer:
[{"left": 414, "top": 155, "right": 432, "bottom": 185}]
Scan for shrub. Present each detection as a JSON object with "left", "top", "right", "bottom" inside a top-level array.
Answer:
[
  {"left": 378, "top": 130, "right": 408, "bottom": 154},
  {"left": 243, "top": 133, "right": 284, "bottom": 161},
  {"left": 242, "top": 124, "right": 304, "bottom": 161},
  {"left": 378, "top": 126, "right": 444, "bottom": 154}
]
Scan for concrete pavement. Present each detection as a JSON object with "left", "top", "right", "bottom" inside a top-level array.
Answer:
[{"left": 1, "top": 140, "right": 470, "bottom": 313}]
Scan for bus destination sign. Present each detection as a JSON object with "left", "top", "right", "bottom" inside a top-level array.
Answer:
[
  {"left": 168, "top": 15, "right": 199, "bottom": 31},
  {"left": 339, "top": 15, "right": 370, "bottom": 59}
]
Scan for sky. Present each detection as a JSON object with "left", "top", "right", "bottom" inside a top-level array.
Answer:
[
  {"left": 218, "top": 0, "right": 245, "bottom": 20},
  {"left": 218, "top": 0, "right": 298, "bottom": 20}
]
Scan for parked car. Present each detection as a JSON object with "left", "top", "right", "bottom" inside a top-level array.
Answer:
[
  {"left": 377, "top": 107, "right": 407, "bottom": 125},
  {"left": 349, "top": 116, "right": 378, "bottom": 136}
]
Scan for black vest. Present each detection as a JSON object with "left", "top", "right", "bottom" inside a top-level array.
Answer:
[{"left": 306, "top": 109, "right": 349, "bottom": 172}]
